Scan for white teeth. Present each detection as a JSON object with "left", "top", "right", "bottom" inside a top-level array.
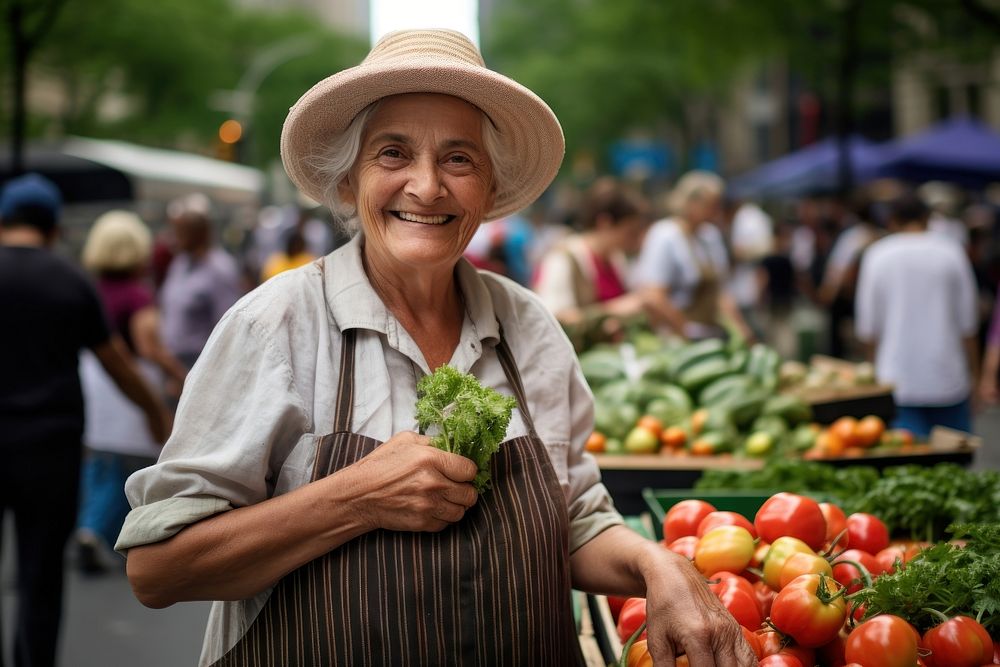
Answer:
[{"left": 396, "top": 211, "right": 449, "bottom": 224}]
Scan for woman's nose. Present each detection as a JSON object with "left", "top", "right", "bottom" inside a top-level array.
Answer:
[{"left": 403, "top": 157, "right": 445, "bottom": 203}]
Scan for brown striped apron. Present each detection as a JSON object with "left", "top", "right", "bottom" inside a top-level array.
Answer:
[{"left": 212, "top": 328, "right": 584, "bottom": 666}]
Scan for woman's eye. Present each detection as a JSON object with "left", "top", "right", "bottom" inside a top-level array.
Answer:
[
  {"left": 446, "top": 154, "right": 471, "bottom": 164},
  {"left": 380, "top": 148, "right": 403, "bottom": 159}
]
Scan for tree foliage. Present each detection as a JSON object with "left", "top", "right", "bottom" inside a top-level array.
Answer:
[
  {"left": 2, "top": 0, "right": 367, "bottom": 166},
  {"left": 484, "top": 0, "right": 1000, "bottom": 173}
]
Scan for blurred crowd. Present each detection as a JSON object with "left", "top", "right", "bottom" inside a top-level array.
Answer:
[{"left": 2, "top": 167, "right": 1000, "bottom": 662}]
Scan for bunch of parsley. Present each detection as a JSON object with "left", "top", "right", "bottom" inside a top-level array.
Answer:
[
  {"left": 852, "top": 523, "right": 1000, "bottom": 637},
  {"left": 415, "top": 365, "right": 517, "bottom": 493}
]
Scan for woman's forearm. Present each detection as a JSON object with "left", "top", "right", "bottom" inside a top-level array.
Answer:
[
  {"left": 569, "top": 524, "right": 666, "bottom": 596},
  {"left": 126, "top": 466, "right": 372, "bottom": 608}
]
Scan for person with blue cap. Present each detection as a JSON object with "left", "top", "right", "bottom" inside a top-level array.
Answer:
[{"left": 0, "top": 173, "right": 171, "bottom": 667}]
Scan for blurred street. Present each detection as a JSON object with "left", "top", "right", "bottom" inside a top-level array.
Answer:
[{"left": 1, "top": 408, "right": 998, "bottom": 666}]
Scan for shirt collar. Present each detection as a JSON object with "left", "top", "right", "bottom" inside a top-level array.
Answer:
[{"left": 324, "top": 233, "right": 500, "bottom": 345}]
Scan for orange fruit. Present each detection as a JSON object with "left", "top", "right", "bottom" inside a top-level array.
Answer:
[
  {"left": 585, "top": 431, "right": 606, "bottom": 453},
  {"left": 855, "top": 415, "right": 885, "bottom": 448},
  {"left": 660, "top": 425, "right": 688, "bottom": 449},
  {"left": 690, "top": 439, "right": 716, "bottom": 456},
  {"left": 636, "top": 415, "right": 664, "bottom": 438},
  {"left": 816, "top": 430, "right": 847, "bottom": 457},
  {"left": 830, "top": 417, "right": 860, "bottom": 448}
]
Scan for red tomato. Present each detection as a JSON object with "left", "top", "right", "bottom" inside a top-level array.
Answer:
[
  {"left": 819, "top": 502, "right": 849, "bottom": 550},
  {"left": 666, "top": 535, "right": 699, "bottom": 560},
  {"left": 778, "top": 551, "right": 833, "bottom": 589},
  {"left": 759, "top": 655, "right": 803, "bottom": 667},
  {"left": 616, "top": 597, "right": 647, "bottom": 644},
  {"left": 753, "top": 580, "right": 776, "bottom": 618},
  {"left": 756, "top": 630, "right": 816, "bottom": 665},
  {"left": 874, "top": 544, "right": 920, "bottom": 575},
  {"left": 663, "top": 499, "right": 716, "bottom": 543},
  {"left": 846, "top": 513, "right": 890, "bottom": 554},
  {"left": 769, "top": 573, "right": 848, "bottom": 648},
  {"left": 922, "top": 615, "right": 993, "bottom": 667},
  {"left": 755, "top": 492, "right": 827, "bottom": 551},
  {"left": 715, "top": 583, "right": 762, "bottom": 630},
  {"left": 707, "top": 571, "right": 756, "bottom": 599},
  {"left": 845, "top": 615, "right": 919, "bottom": 667},
  {"left": 994, "top": 640, "right": 1000, "bottom": 664},
  {"left": 697, "top": 510, "right": 758, "bottom": 538},
  {"left": 831, "top": 548, "right": 879, "bottom": 594},
  {"left": 694, "top": 525, "right": 755, "bottom": 575},
  {"left": 741, "top": 626, "right": 764, "bottom": 660}
]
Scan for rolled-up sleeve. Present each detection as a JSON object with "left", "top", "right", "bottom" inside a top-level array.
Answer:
[
  {"left": 116, "top": 307, "right": 311, "bottom": 553},
  {"left": 564, "top": 360, "right": 623, "bottom": 552}
]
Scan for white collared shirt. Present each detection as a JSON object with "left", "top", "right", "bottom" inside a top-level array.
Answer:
[{"left": 117, "top": 233, "right": 622, "bottom": 666}]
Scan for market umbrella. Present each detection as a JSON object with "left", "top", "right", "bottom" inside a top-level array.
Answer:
[
  {"left": 874, "top": 116, "right": 1000, "bottom": 188},
  {"left": 730, "top": 135, "right": 885, "bottom": 199}
]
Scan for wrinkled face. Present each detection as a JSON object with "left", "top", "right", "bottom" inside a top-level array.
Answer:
[{"left": 340, "top": 93, "right": 495, "bottom": 273}]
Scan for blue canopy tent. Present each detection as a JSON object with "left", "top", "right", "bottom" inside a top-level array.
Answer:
[
  {"left": 729, "top": 135, "right": 886, "bottom": 199},
  {"left": 874, "top": 116, "right": 1000, "bottom": 188}
]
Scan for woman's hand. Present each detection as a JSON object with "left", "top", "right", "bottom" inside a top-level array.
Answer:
[
  {"left": 570, "top": 525, "right": 755, "bottom": 667},
  {"left": 347, "top": 431, "right": 479, "bottom": 533},
  {"left": 640, "top": 548, "right": 756, "bottom": 666}
]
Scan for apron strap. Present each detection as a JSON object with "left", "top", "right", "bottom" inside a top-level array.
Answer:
[
  {"left": 333, "top": 328, "right": 357, "bottom": 433},
  {"left": 495, "top": 326, "right": 540, "bottom": 440}
]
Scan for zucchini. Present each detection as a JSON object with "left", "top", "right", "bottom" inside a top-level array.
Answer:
[
  {"left": 666, "top": 338, "right": 727, "bottom": 380},
  {"left": 700, "top": 374, "right": 757, "bottom": 406},
  {"left": 677, "top": 357, "right": 734, "bottom": 396}
]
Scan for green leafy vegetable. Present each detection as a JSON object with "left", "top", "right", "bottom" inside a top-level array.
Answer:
[
  {"left": 852, "top": 523, "right": 1000, "bottom": 638},
  {"left": 415, "top": 365, "right": 517, "bottom": 493}
]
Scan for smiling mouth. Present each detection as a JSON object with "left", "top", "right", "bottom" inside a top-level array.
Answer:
[{"left": 391, "top": 211, "right": 455, "bottom": 225}]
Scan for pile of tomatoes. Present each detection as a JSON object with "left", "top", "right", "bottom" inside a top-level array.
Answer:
[{"left": 615, "top": 492, "right": 1000, "bottom": 667}]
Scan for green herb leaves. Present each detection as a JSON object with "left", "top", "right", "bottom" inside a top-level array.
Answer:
[
  {"left": 853, "top": 524, "right": 1000, "bottom": 637},
  {"left": 415, "top": 365, "right": 517, "bottom": 493}
]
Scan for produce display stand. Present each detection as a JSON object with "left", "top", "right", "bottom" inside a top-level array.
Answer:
[
  {"left": 597, "top": 455, "right": 764, "bottom": 515},
  {"left": 596, "top": 426, "right": 979, "bottom": 516}
]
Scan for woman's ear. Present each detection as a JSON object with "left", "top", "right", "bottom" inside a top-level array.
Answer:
[{"left": 337, "top": 176, "right": 356, "bottom": 208}]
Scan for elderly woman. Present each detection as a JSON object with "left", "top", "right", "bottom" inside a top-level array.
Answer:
[
  {"left": 118, "top": 30, "right": 754, "bottom": 666},
  {"left": 635, "top": 170, "right": 754, "bottom": 341}
]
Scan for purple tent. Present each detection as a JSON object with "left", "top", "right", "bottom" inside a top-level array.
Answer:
[
  {"left": 875, "top": 116, "right": 1000, "bottom": 187},
  {"left": 730, "top": 135, "right": 885, "bottom": 199}
]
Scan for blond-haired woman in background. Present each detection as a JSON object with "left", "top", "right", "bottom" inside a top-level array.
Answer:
[
  {"left": 76, "top": 211, "right": 187, "bottom": 573},
  {"left": 635, "top": 170, "right": 753, "bottom": 340}
]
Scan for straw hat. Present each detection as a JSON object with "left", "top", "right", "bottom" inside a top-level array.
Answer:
[
  {"left": 280, "top": 29, "right": 564, "bottom": 221},
  {"left": 82, "top": 210, "right": 152, "bottom": 273}
]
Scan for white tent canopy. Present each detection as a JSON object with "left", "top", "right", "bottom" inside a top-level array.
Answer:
[{"left": 62, "top": 137, "right": 264, "bottom": 203}]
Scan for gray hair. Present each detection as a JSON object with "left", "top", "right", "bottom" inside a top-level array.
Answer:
[
  {"left": 307, "top": 99, "right": 516, "bottom": 233},
  {"left": 668, "top": 170, "right": 725, "bottom": 217}
]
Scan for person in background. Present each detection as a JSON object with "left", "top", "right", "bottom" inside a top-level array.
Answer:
[
  {"left": 757, "top": 220, "right": 799, "bottom": 360},
  {"left": 817, "top": 194, "right": 882, "bottom": 359},
  {"left": 0, "top": 174, "right": 169, "bottom": 667},
  {"left": 158, "top": 194, "right": 243, "bottom": 369},
  {"left": 726, "top": 199, "right": 774, "bottom": 340},
  {"left": 260, "top": 225, "right": 316, "bottom": 282},
  {"left": 856, "top": 193, "right": 979, "bottom": 436},
  {"left": 116, "top": 30, "right": 754, "bottom": 667},
  {"left": 533, "top": 177, "right": 649, "bottom": 349},
  {"left": 633, "top": 170, "right": 754, "bottom": 340},
  {"left": 75, "top": 210, "right": 189, "bottom": 574}
]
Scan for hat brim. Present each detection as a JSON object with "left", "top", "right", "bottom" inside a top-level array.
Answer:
[{"left": 280, "top": 58, "right": 564, "bottom": 221}]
